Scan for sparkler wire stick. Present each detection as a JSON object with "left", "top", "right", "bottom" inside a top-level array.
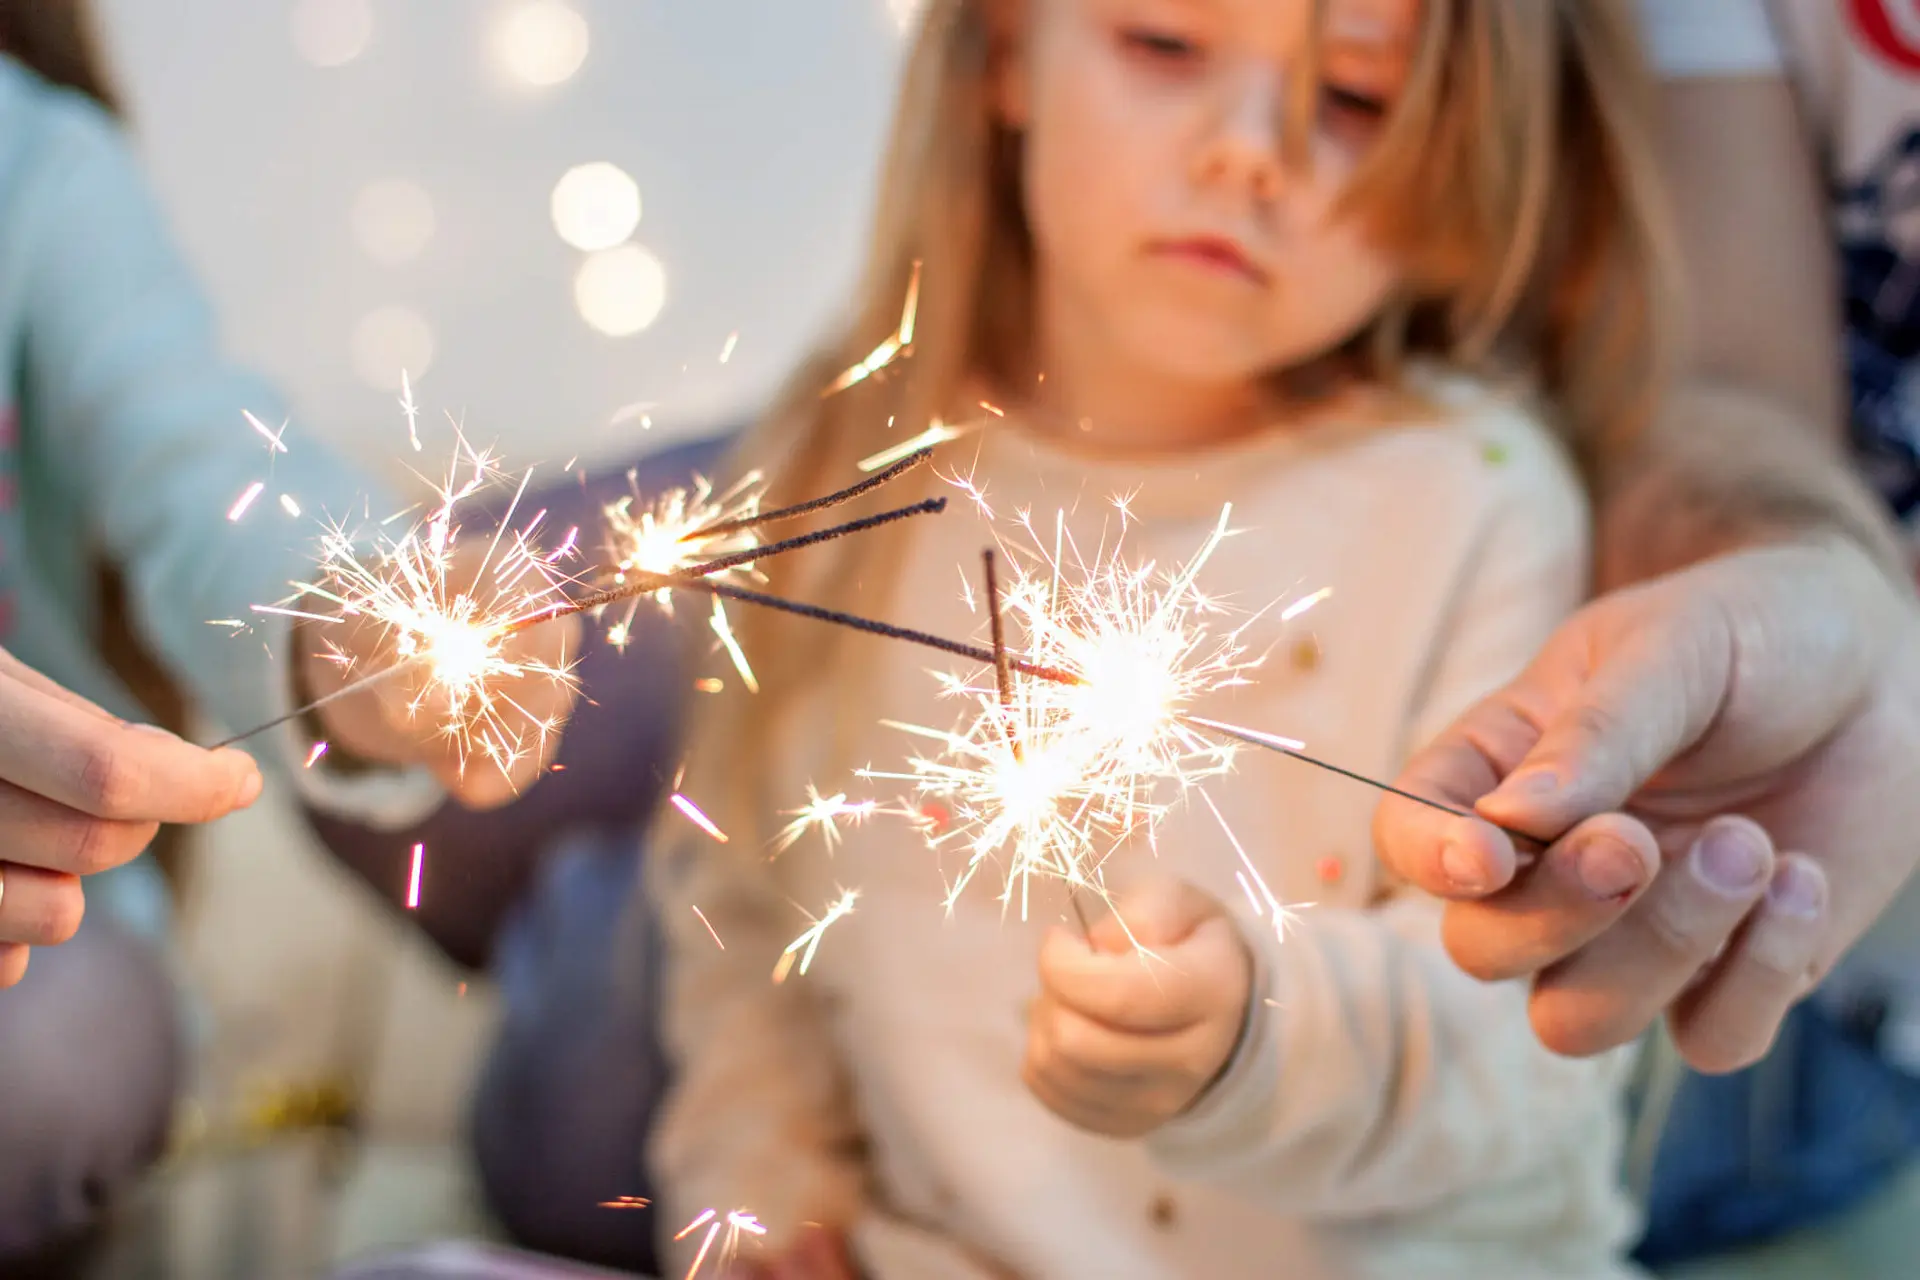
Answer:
[
  {"left": 510, "top": 497, "right": 951, "bottom": 634},
  {"left": 211, "top": 652, "right": 428, "bottom": 749},
  {"left": 686, "top": 447, "right": 935, "bottom": 541}
]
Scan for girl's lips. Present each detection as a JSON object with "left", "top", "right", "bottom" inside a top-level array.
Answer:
[{"left": 1148, "top": 235, "right": 1268, "bottom": 285}]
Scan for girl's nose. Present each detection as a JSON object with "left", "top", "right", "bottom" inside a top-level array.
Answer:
[{"left": 1193, "top": 66, "right": 1288, "bottom": 204}]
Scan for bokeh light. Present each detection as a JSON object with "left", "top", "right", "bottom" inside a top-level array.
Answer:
[
  {"left": 574, "top": 244, "right": 667, "bottom": 338},
  {"left": 352, "top": 180, "right": 437, "bottom": 265},
  {"left": 352, "top": 306, "right": 437, "bottom": 390},
  {"left": 291, "top": 0, "right": 373, "bottom": 68},
  {"left": 488, "top": 0, "right": 591, "bottom": 88},
  {"left": 550, "top": 162, "right": 642, "bottom": 253}
]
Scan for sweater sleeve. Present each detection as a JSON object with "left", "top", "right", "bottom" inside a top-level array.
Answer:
[
  {"left": 645, "top": 762, "right": 869, "bottom": 1268},
  {"left": 1145, "top": 428, "right": 1636, "bottom": 1223},
  {"left": 18, "top": 93, "right": 440, "bottom": 827}
]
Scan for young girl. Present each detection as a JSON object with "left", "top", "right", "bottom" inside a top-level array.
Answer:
[
  {"left": 649, "top": 0, "right": 1672, "bottom": 1277},
  {"left": 0, "top": 2, "right": 575, "bottom": 1263}
]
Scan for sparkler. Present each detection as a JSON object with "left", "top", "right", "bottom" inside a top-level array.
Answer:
[
  {"left": 773, "top": 888, "right": 860, "bottom": 983},
  {"left": 222, "top": 434, "right": 581, "bottom": 780}
]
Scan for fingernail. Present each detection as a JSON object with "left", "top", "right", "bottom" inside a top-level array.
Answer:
[
  {"left": 1440, "top": 842, "right": 1491, "bottom": 893},
  {"left": 1575, "top": 836, "right": 1646, "bottom": 901},
  {"left": 1767, "top": 860, "right": 1825, "bottom": 920},
  {"left": 234, "top": 765, "right": 264, "bottom": 808},
  {"left": 1690, "top": 824, "right": 1769, "bottom": 897}
]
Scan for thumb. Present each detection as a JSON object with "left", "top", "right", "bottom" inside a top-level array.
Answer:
[
  {"left": 1093, "top": 879, "right": 1218, "bottom": 952},
  {"left": 1478, "top": 631, "right": 1722, "bottom": 835}
]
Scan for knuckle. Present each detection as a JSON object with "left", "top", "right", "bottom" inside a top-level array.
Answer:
[
  {"left": 73, "top": 741, "right": 140, "bottom": 818},
  {"left": 1570, "top": 701, "right": 1620, "bottom": 747}
]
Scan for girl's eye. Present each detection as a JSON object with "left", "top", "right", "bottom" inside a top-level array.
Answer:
[{"left": 1120, "top": 28, "right": 1200, "bottom": 63}]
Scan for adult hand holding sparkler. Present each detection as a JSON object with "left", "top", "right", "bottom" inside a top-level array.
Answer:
[
  {"left": 1024, "top": 878, "right": 1254, "bottom": 1140},
  {"left": 0, "top": 646, "right": 262, "bottom": 987}
]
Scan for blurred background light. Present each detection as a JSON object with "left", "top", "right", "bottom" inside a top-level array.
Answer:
[
  {"left": 352, "top": 307, "right": 437, "bottom": 391},
  {"left": 488, "top": 1, "right": 591, "bottom": 89},
  {"left": 574, "top": 244, "right": 667, "bottom": 337},
  {"left": 290, "top": 0, "right": 373, "bottom": 69},
  {"left": 550, "top": 162, "right": 640, "bottom": 253},
  {"left": 352, "top": 180, "right": 438, "bottom": 265}
]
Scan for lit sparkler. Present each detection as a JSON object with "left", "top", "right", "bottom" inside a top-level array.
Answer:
[
  {"left": 234, "top": 432, "right": 581, "bottom": 778},
  {"left": 825, "top": 261, "right": 919, "bottom": 396}
]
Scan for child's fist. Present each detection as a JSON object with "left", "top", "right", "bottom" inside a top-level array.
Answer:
[
  {"left": 726, "top": 1226, "right": 860, "bottom": 1280},
  {"left": 1023, "top": 878, "right": 1253, "bottom": 1138}
]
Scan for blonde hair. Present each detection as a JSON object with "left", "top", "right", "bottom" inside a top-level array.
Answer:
[{"left": 658, "top": 0, "right": 1675, "bottom": 856}]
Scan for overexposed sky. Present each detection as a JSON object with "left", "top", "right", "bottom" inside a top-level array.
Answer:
[{"left": 97, "top": 0, "right": 915, "bottom": 477}]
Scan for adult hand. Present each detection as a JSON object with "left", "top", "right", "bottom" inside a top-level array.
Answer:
[
  {"left": 1374, "top": 538, "right": 1920, "bottom": 1073},
  {"left": 296, "top": 542, "right": 583, "bottom": 810},
  {"left": 0, "top": 646, "right": 262, "bottom": 987}
]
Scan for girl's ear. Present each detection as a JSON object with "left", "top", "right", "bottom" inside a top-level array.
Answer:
[{"left": 983, "top": 0, "right": 1031, "bottom": 128}]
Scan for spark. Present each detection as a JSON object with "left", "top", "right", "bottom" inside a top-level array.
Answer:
[
  {"left": 824, "top": 261, "right": 920, "bottom": 395},
  {"left": 978, "top": 400, "right": 1005, "bottom": 417},
  {"left": 772, "top": 786, "right": 880, "bottom": 856},
  {"left": 719, "top": 330, "right": 740, "bottom": 363},
  {"left": 1199, "top": 787, "right": 1307, "bottom": 942},
  {"left": 303, "top": 741, "right": 329, "bottom": 769},
  {"left": 228, "top": 482, "right": 265, "bottom": 522},
  {"left": 858, "top": 419, "right": 967, "bottom": 473},
  {"left": 707, "top": 595, "right": 759, "bottom": 693},
  {"left": 774, "top": 889, "right": 859, "bottom": 983},
  {"left": 598, "top": 468, "right": 767, "bottom": 674},
  {"left": 676, "top": 1208, "right": 767, "bottom": 1279},
  {"left": 244, "top": 410, "right": 289, "bottom": 455},
  {"left": 406, "top": 843, "right": 425, "bottom": 910},
  {"left": 1280, "top": 587, "right": 1332, "bottom": 623},
  {"left": 248, "top": 429, "right": 580, "bottom": 775},
  {"left": 279, "top": 493, "right": 303, "bottom": 518},
  {"left": 694, "top": 677, "right": 725, "bottom": 694},
  {"left": 690, "top": 905, "right": 725, "bottom": 950},
  {"left": 671, "top": 792, "right": 730, "bottom": 844},
  {"left": 599, "top": 1196, "right": 651, "bottom": 1210},
  {"left": 399, "top": 369, "right": 422, "bottom": 452}
]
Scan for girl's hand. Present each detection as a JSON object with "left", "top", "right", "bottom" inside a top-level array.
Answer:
[
  {"left": 727, "top": 1225, "right": 861, "bottom": 1280},
  {"left": 1024, "top": 878, "right": 1253, "bottom": 1138},
  {"left": 295, "top": 543, "right": 582, "bottom": 810}
]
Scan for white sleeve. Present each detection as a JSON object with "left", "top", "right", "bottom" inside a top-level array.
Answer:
[
  {"left": 1637, "top": 0, "right": 1785, "bottom": 78},
  {"left": 1146, "top": 426, "right": 1632, "bottom": 1218}
]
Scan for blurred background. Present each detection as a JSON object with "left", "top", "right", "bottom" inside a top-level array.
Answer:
[{"left": 100, "top": 0, "right": 919, "bottom": 477}]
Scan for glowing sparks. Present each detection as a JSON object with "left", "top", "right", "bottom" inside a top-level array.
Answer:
[
  {"left": 858, "top": 419, "right": 966, "bottom": 473},
  {"left": 864, "top": 504, "right": 1269, "bottom": 917},
  {"left": 774, "top": 889, "right": 859, "bottom": 983},
  {"left": 399, "top": 369, "right": 423, "bottom": 452},
  {"left": 279, "top": 493, "right": 303, "bottom": 518},
  {"left": 1280, "top": 586, "right": 1332, "bottom": 623},
  {"left": 228, "top": 482, "right": 266, "bottom": 522},
  {"left": 244, "top": 410, "right": 289, "bottom": 455},
  {"left": 676, "top": 1209, "right": 767, "bottom": 1279},
  {"left": 303, "top": 741, "right": 329, "bottom": 769},
  {"left": 253, "top": 431, "right": 580, "bottom": 777},
  {"left": 772, "top": 786, "right": 880, "bottom": 856},
  {"left": 599, "top": 468, "right": 766, "bottom": 672},
  {"left": 719, "top": 330, "right": 740, "bottom": 363},
  {"left": 671, "top": 792, "right": 730, "bottom": 844},
  {"left": 690, "top": 905, "right": 725, "bottom": 950},
  {"left": 599, "top": 1196, "right": 651, "bottom": 1210},
  {"left": 406, "top": 842, "right": 425, "bottom": 910},
  {"left": 825, "top": 261, "right": 920, "bottom": 395},
  {"left": 708, "top": 595, "right": 759, "bottom": 693}
]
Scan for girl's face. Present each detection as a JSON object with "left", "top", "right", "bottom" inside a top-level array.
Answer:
[{"left": 1003, "top": 0, "right": 1418, "bottom": 390}]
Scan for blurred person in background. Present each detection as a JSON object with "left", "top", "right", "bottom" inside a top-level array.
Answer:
[{"left": 0, "top": 2, "right": 578, "bottom": 1271}]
